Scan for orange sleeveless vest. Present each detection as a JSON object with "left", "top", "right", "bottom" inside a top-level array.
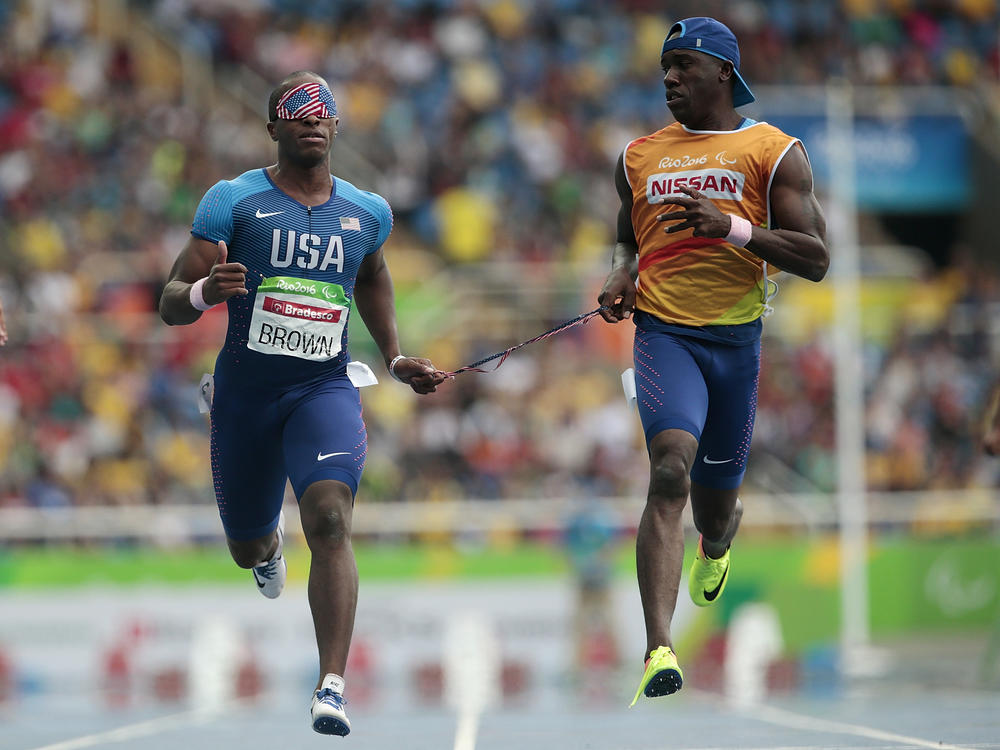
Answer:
[{"left": 623, "top": 121, "right": 800, "bottom": 326}]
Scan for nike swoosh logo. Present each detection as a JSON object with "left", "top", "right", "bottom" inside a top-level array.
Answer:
[
  {"left": 702, "top": 456, "right": 734, "bottom": 465},
  {"left": 256, "top": 209, "right": 285, "bottom": 218},
  {"left": 702, "top": 560, "right": 729, "bottom": 602},
  {"left": 317, "top": 451, "right": 350, "bottom": 461},
  {"left": 252, "top": 570, "right": 267, "bottom": 589}
]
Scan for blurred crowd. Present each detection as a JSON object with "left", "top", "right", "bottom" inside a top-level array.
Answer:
[
  {"left": 140, "top": 0, "right": 1000, "bottom": 262},
  {"left": 1, "top": 0, "right": 1000, "bottom": 515},
  {"left": 756, "top": 261, "right": 1000, "bottom": 495}
]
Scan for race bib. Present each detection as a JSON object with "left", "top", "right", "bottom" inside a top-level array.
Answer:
[{"left": 248, "top": 276, "right": 350, "bottom": 361}]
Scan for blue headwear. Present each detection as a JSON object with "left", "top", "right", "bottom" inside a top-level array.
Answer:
[{"left": 661, "top": 17, "right": 755, "bottom": 107}]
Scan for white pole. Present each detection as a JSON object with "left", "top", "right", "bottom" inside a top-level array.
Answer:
[{"left": 825, "top": 79, "right": 870, "bottom": 675}]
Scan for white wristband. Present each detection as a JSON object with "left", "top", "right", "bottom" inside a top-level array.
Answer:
[
  {"left": 189, "top": 277, "right": 214, "bottom": 311},
  {"left": 388, "top": 355, "right": 407, "bottom": 382},
  {"left": 725, "top": 214, "right": 753, "bottom": 248}
]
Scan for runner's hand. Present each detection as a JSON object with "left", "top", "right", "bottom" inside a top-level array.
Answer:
[
  {"left": 598, "top": 267, "right": 636, "bottom": 322},
  {"left": 203, "top": 241, "right": 249, "bottom": 304},
  {"left": 393, "top": 357, "right": 447, "bottom": 394},
  {"left": 657, "top": 186, "right": 731, "bottom": 238}
]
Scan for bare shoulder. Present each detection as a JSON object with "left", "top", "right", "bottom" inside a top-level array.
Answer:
[{"left": 772, "top": 141, "right": 815, "bottom": 193}]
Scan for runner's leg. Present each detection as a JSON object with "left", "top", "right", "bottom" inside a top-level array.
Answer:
[
  {"left": 634, "top": 328, "right": 708, "bottom": 656},
  {"left": 283, "top": 376, "right": 366, "bottom": 688},
  {"left": 689, "top": 336, "right": 760, "bottom": 557},
  {"left": 209, "top": 377, "right": 287, "bottom": 568},
  {"left": 638, "top": 428, "right": 698, "bottom": 655},
  {"left": 299, "top": 479, "right": 357, "bottom": 686}
]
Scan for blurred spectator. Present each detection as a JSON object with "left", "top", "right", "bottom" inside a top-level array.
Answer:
[
  {"left": 563, "top": 495, "right": 623, "bottom": 682},
  {"left": 983, "top": 381, "right": 1000, "bottom": 456},
  {"left": 0, "top": 293, "right": 7, "bottom": 346}
]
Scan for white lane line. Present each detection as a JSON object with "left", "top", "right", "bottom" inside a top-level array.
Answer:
[
  {"left": 26, "top": 707, "right": 220, "bottom": 750},
  {"left": 683, "top": 747, "right": 922, "bottom": 750},
  {"left": 748, "top": 702, "right": 977, "bottom": 750},
  {"left": 453, "top": 710, "right": 481, "bottom": 750},
  {"left": 444, "top": 613, "right": 501, "bottom": 750},
  {"left": 678, "top": 747, "right": 995, "bottom": 750}
]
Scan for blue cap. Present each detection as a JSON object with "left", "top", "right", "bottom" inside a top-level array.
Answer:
[{"left": 660, "top": 17, "right": 755, "bottom": 108}]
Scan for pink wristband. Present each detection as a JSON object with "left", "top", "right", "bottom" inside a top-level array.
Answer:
[
  {"left": 725, "top": 214, "right": 753, "bottom": 248},
  {"left": 189, "top": 277, "right": 214, "bottom": 311}
]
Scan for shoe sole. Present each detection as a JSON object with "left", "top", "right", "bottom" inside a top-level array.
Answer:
[
  {"left": 643, "top": 668, "right": 683, "bottom": 698},
  {"left": 313, "top": 716, "right": 350, "bottom": 736}
]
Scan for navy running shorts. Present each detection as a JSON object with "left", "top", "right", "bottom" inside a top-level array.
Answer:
[
  {"left": 209, "top": 371, "right": 367, "bottom": 541},
  {"left": 632, "top": 318, "right": 760, "bottom": 491}
]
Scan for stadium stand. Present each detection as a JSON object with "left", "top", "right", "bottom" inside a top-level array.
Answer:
[{"left": 1, "top": 0, "right": 1000, "bottom": 520}]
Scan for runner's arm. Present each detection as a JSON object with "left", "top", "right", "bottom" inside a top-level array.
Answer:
[
  {"left": 353, "top": 248, "right": 444, "bottom": 392},
  {"left": 598, "top": 152, "right": 640, "bottom": 322},
  {"left": 749, "top": 143, "right": 829, "bottom": 282}
]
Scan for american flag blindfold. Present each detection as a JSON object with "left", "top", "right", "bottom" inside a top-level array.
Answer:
[{"left": 276, "top": 82, "right": 337, "bottom": 120}]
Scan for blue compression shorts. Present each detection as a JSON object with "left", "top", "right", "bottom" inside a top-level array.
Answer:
[
  {"left": 209, "top": 371, "right": 367, "bottom": 541},
  {"left": 633, "top": 315, "right": 761, "bottom": 490}
]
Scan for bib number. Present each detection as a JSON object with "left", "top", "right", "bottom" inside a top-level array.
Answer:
[{"left": 247, "top": 276, "right": 349, "bottom": 361}]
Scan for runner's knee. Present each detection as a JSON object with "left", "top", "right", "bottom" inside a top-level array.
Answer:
[
  {"left": 301, "top": 492, "right": 353, "bottom": 550},
  {"left": 648, "top": 451, "right": 691, "bottom": 501},
  {"left": 691, "top": 493, "right": 741, "bottom": 543},
  {"left": 228, "top": 538, "right": 272, "bottom": 568},
  {"left": 692, "top": 508, "right": 730, "bottom": 543},
  {"left": 304, "top": 508, "right": 350, "bottom": 549}
]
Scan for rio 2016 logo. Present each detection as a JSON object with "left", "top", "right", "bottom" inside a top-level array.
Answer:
[
  {"left": 657, "top": 154, "right": 707, "bottom": 169},
  {"left": 275, "top": 278, "right": 317, "bottom": 295}
]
